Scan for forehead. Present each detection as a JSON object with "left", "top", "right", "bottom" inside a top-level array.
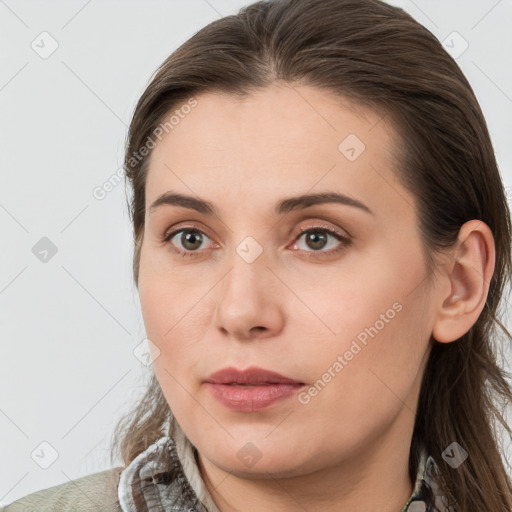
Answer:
[{"left": 144, "top": 83, "right": 408, "bottom": 217}]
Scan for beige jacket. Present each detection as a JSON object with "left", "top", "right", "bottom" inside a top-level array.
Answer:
[{"left": 1, "top": 467, "right": 124, "bottom": 511}]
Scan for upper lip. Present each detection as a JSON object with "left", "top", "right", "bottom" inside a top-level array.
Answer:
[{"left": 205, "top": 366, "right": 304, "bottom": 385}]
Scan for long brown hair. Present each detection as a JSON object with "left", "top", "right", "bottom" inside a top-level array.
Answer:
[{"left": 110, "top": 0, "right": 512, "bottom": 510}]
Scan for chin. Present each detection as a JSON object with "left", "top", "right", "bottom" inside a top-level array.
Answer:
[
  {"left": 193, "top": 431, "right": 321, "bottom": 479},
  {"left": 204, "top": 449, "right": 311, "bottom": 480}
]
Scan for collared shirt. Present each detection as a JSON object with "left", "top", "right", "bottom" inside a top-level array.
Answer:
[{"left": 117, "top": 427, "right": 455, "bottom": 512}]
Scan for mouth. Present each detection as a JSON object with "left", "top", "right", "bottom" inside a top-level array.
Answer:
[
  {"left": 204, "top": 366, "right": 306, "bottom": 412},
  {"left": 204, "top": 366, "right": 305, "bottom": 386},
  {"left": 224, "top": 383, "right": 282, "bottom": 386}
]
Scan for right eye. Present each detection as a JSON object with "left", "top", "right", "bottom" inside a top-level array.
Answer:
[{"left": 162, "top": 227, "right": 216, "bottom": 257}]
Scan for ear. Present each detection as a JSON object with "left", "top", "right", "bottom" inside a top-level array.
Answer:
[{"left": 431, "top": 220, "right": 495, "bottom": 344}]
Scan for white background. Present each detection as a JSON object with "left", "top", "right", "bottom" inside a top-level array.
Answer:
[{"left": 1, "top": 0, "right": 511, "bottom": 505}]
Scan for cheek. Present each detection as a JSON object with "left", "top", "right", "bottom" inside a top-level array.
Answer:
[
  {"left": 293, "top": 306, "right": 428, "bottom": 458},
  {"left": 303, "top": 238, "right": 416, "bottom": 334},
  {"left": 139, "top": 269, "right": 214, "bottom": 379},
  {"left": 138, "top": 255, "right": 205, "bottom": 347},
  {"left": 300, "top": 253, "right": 431, "bottom": 413}
]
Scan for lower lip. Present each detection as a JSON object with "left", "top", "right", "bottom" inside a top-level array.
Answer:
[{"left": 205, "top": 383, "right": 304, "bottom": 412}]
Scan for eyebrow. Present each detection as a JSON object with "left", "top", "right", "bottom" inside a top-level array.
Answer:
[{"left": 149, "top": 191, "right": 374, "bottom": 216}]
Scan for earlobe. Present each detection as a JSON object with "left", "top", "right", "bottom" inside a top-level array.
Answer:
[{"left": 431, "top": 220, "right": 495, "bottom": 344}]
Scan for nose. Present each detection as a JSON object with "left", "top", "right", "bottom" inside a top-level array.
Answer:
[{"left": 213, "top": 247, "right": 285, "bottom": 342}]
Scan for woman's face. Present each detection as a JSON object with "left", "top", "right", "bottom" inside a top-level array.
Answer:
[{"left": 138, "top": 83, "right": 436, "bottom": 478}]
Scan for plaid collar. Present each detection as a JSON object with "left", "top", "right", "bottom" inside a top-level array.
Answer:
[
  {"left": 118, "top": 434, "right": 453, "bottom": 512},
  {"left": 401, "top": 448, "right": 455, "bottom": 511}
]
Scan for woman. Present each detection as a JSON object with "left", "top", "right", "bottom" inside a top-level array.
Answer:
[{"left": 3, "top": 0, "right": 511, "bottom": 510}]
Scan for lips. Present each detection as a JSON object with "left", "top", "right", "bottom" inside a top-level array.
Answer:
[
  {"left": 204, "top": 366, "right": 304, "bottom": 385},
  {"left": 204, "top": 366, "right": 305, "bottom": 412}
]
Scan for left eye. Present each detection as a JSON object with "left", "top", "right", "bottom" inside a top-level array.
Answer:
[{"left": 292, "top": 227, "right": 349, "bottom": 253}]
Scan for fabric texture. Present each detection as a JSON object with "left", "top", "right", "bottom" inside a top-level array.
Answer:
[
  {"left": 1, "top": 466, "right": 124, "bottom": 511},
  {"left": 1, "top": 422, "right": 455, "bottom": 511}
]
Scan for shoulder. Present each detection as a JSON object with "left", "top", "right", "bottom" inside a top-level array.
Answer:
[{"left": 1, "top": 466, "right": 125, "bottom": 512}]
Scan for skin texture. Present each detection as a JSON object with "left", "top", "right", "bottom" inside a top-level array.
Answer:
[{"left": 138, "top": 82, "right": 495, "bottom": 512}]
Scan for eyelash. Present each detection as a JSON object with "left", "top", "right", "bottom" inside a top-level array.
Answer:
[{"left": 161, "top": 223, "right": 352, "bottom": 259}]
